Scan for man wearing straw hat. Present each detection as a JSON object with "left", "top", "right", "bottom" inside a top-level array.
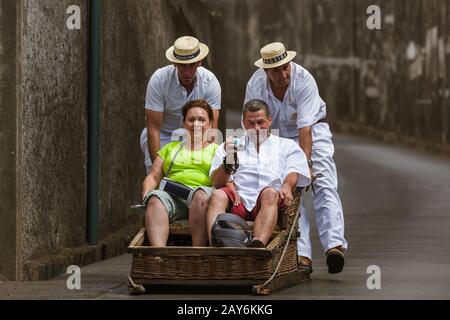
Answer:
[
  {"left": 140, "top": 36, "right": 221, "bottom": 173},
  {"left": 245, "top": 42, "right": 348, "bottom": 274}
]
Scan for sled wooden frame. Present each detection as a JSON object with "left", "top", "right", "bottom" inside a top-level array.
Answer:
[{"left": 127, "top": 188, "right": 310, "bottom": 295}]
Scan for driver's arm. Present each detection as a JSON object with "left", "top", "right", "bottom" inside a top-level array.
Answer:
[{"left": 146, "top": 110, "right": 163, "bottom": 162}]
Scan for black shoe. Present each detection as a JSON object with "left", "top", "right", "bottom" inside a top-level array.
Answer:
[{"left": 326, "top": 247, "right": 345, "bottom": 274}]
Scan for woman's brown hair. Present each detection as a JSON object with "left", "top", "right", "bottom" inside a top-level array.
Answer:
[{"left": 182, "top": 99, "right": 214, "bottom": 122}]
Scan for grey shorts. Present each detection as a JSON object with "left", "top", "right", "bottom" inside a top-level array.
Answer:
[{"left": 144, "top": 186, "right": 214, "bottom": 224}]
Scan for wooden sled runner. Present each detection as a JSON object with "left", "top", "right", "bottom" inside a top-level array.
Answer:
[{"left": 127, "top": 189, "right": 310, "bottom": 295}]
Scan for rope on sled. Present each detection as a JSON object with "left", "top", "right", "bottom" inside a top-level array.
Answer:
[
  {"left": 252, "top": 189, "right": 302, "bottom": 295},
  {"left": 128, "top": 275, "right": 146, "bottom": 295}
]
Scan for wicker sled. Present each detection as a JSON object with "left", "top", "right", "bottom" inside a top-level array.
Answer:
[{"left": 127, "top": 188, "right": 310, "bottom": 295}]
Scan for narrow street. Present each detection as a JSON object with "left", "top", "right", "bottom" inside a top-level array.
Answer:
[{"left": 2, "top": 133, "right": 449, "bottom": 299}]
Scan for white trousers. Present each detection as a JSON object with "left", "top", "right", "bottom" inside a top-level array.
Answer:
[{"left": 296, "top": 123, "right": 348, "bottom": 259}]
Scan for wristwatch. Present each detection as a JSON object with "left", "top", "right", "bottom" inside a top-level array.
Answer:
[{"left": 307, "top": 159, "right": 313, "bottom": 168}]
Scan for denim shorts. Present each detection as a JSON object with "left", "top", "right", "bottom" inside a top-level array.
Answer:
[{"left": 144, "top": 186, "right": 214, "bottom": 224}]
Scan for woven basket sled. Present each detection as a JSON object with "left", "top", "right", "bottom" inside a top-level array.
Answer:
[{"left": 127, "top": 188, "right": 310, "bottom": 295}]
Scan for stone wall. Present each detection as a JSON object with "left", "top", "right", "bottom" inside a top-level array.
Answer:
[
  {"left": 0, "top": 0, "right": 198, "bottom": 281},
  {"left": 341, "top": 0, "right": 449, "bottom": 155},
  {"left": 0, "top": 0, "right": 19, "bottom": 280},
  {"left": 98, "top": 0, "right": 178, "bottom": 241},
  {"left": 19, "top": 0, "right": 89, "bottom": 279}
]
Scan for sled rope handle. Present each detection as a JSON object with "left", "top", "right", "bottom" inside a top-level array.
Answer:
[
  {"left": 252, "top": 190, "right": 302, "bottom": 295},
  {"left": 128, "top": 275, "right": 145, "bottom": 294}
]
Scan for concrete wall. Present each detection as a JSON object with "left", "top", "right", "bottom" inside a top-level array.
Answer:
[
  {"left": 98, "top": 0, "right": 191, "bottom": 239},
  {"left": 343, "top": 0, "right": 450, "bottom": 154},
  {"left": 290, "top": 0, "right": 449, "bottom": 154},
  {"left": 19, "top": 0, "right": 89, "bottom": 279},
  {"left": 0, "top": 0, "right": 18, "bottom": 281},
  {"left": 0, "top": 0, "right": 191, "bottom": 280}
]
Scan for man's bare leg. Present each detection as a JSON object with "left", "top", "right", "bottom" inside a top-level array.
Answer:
[
  {"left": 206, "top": 189, "right": 229, "bottom": 244},
  {"left": 253, "top": 188, "right": 279, "bottom": 246},
  {"left": 145, "top": 197, "right": 169, "bottom": 246}
]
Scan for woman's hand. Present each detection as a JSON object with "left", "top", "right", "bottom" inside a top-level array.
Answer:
[
  {"left": 141, "top": 156, "right": 165, "bottom": 201},
  {"left": 142, "top": 175, "right": 155, "bottom": 201}
]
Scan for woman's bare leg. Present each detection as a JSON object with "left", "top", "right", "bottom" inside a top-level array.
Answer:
[
  {"left": 189, "top": 190, "right": 210, "bottom": 247},
  {"left": 145, "top": 197, "right": 169, "bottom": 246}
]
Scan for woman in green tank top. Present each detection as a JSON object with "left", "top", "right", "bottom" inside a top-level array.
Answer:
[{"left": 142, "top": 100, "right": 219, "bottom": 247}]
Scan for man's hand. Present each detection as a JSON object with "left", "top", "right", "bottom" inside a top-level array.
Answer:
[
  {"left": 224, "top": 136, "right": 239, "bottom": 165},
  {"left": 222, "top": 136, "right": 239, "bottom": 174},
  {"left": 226, "top": 181, "right": 241, "bottom": 206},
  {"left": 309, "top": 167, "right": 316, "bottom": 183},
  {"left": 232, "top": 192, "right": 241, "bottom": 206},
  {"left": 279, "top": 184, "right": 294, "bottom": 207},
  {"left": 306, "top": 169, "right": 324, "bottom": 194},
  {"left": 305, "top": 159, "right": 316, "bottom": 193}
]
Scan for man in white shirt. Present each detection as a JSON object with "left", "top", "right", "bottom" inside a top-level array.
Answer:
[
  {"left": 245, "top": 42, "right": 348, "bottom": 273},
  {"left": 207, "top": 99, "right": 311, "bottom": 247},
  {"left": 140, "top": 36, "right": 221, "bottom": 173}
]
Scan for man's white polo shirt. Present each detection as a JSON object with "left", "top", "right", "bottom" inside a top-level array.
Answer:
[
  {"left": 145, "top": 65, "right": 221, "bottom": 146},
  {"left": 210, "top": 134, "right": 311, "bottom": 211},
  {"left": 245, "top": 62, "right": 326, "bottom": 139}
]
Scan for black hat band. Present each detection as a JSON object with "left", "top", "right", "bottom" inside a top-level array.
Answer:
[
  {"left": 263, "top": 52, "right": 288, "bottom": 64},
  {"left": 174, "top": 49, "right": 201, "bottom": 61}
]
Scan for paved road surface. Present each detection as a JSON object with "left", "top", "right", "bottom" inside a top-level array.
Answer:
[{"left": 1, "top": 133, "right": 450, "bottom": 300}]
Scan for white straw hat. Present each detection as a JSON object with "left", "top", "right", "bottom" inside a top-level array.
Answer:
[
  {"left": 166, "top": 36, "right": 209, "bottom": 64},
  {"left": 255, "top": 42, "right": 297, "bottom": 69}
]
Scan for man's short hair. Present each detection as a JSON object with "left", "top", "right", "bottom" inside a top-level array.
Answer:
[{"left": 243, "top": 99, "right": 271, "bottom": 118}]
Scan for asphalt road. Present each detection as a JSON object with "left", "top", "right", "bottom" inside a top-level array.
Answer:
[{"left": 1, "top": 133, "right": 450, "bottom": 300}]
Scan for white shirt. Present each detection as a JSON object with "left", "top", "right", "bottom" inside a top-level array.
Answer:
[
  {"left": 245, "top": 62, "right": 326, "bottom": 139},
  {"left": 145, "top": 65, "right": 221, "bottom": 146},
  {"left": 210, "top": 134, "right": 311, "bottom": 211}
]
